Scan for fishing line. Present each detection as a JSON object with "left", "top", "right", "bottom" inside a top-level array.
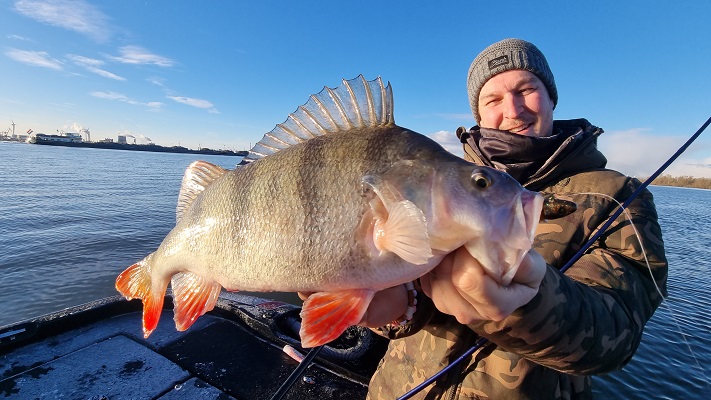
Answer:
[
  {"left": 582, "top": 192, "right": 710, "bottom": 389},
  {"left": 397, "top": 116, "right": 711, "bottom": 400},
  {"left": 579, "top": 192, "right": 660, "bottom": 298}
]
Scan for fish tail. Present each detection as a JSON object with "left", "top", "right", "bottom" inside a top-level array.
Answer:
[{"left": 115, "top": 257, "right": 166, "bottom": 338}]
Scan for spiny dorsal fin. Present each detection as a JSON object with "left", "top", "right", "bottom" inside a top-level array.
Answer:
[
  {"left": 241, "top": 75, "right": 395, "bottom": 164},
  {"left": 176, "top": 161, "right": 228, "bottom": 223}
]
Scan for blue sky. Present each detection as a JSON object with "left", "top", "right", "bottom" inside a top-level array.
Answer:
[{"left": 2, "top": 0, "right": 710, "bottom": 177}]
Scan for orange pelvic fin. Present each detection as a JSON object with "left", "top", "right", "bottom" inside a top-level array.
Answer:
[
  {"left": 299, "top": 289, "right": 375, "bottom": 348},
  {"left": 170, "top": 272, "right": 223, "bottom": 332},
  {"left": 115, "top": 258, "right": 166, "bottom": 338}
]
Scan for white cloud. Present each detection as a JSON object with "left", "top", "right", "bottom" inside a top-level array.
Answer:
[
  {"left": 148, "top": 78, "right": 218, "bottom": 113},
  {"left": 90, "top": 91, "right": 163, "bottom": 110},
  {"left": 66, "top": 54, "right": 102, "bottom": 67},
  {"left": 167, "top": 96, "right": 213, "bottom": 108},
  {"left": 598, "top": 128, "right": 711, "bottom": 178},
  {"left": 147, "top": 77, "right": 167, "bottom": 88},
  {"left": 108, "top": 46, "right": 174, "bottom": 67},
  {"left": 90, "top": 91, "right": 135, "bottom": 103},
  {"left": 14, "top": 0, "right": 111, "bottom": 42},
  {"left": 663, "top": 157, "right": 711, "bottom": 178},
  {"left": 167, "top": 95, "right": 218, "bottom": 114},
  {"left": 7, "top": 34, "right": 32, "bottom": 41},
  {"left": 65, "top": 122, "right": 88, "bottom": 133},
  {"left": 67, "top": 54, "right": 125, "bottom": 81},
  {"left": 84, "top": 67, "right": 125, "bottom": 81},
  {"left": 5, "top": 48, "right": 63, "bottom": 70},
  {"left": 428, "top": 130, "right": 464, "bottom": 157}
]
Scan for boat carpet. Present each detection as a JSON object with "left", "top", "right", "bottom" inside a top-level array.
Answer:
[{"left": 0, "top": 296, "right": 385, "bottom": 399}]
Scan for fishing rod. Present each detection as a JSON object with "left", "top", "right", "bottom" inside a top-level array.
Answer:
[
  {"left": 397, "top": 116, "right": 711, "bottom": 400},
  {"left": 269, "top": 345, "right": 323, "bottom": 400}
]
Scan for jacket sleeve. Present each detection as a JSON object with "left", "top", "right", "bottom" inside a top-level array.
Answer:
[{"left": 468, "top": 173, "right": 668, "bottom": 374}]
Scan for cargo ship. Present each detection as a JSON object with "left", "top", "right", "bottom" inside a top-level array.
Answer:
[{"left": 26, "top": 131, "right": 246, "bottom": 157}]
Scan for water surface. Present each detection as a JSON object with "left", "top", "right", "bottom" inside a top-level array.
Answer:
[{"left": 0, "top": 142, "right": 709, "bottom": 397}]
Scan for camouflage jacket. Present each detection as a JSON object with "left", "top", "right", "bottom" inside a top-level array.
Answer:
[{"left": 367, "top": 119, "right": 668, "bottom": 399}]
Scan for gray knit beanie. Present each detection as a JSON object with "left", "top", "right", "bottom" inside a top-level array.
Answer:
[{"left": 467, "top": 38, "right": 557, "bottom": 123}]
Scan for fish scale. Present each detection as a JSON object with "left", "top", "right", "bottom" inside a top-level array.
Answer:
[
  {"left": 116, "top": 76, "right": 544, "bottom": 348},
  {"left": 235, "top": 137, "right": 369, "bottom": 287}
]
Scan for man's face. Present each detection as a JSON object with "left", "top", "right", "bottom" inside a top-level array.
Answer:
[{"left": 478, "top": 70, "right": 554, "bottom": 137}]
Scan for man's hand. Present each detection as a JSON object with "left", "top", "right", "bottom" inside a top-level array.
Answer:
[
  {"left": 420, "top": 247, "right": 546, "bottom": 324},
  {"left": 358, "top": 284, "right": 409, "bottom": 328}
]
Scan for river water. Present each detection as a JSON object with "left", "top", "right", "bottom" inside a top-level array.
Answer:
[{"left": 0, "top": 142, "right": 709, "bottom": 398}]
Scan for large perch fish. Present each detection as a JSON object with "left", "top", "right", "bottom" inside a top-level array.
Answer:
[{"left": 116, "top": 76, "right": 544, "bottom": 348}]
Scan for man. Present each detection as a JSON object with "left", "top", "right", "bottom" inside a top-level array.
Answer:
[{"left": 362, "top": 38, "right": 668, "bottom": 399}]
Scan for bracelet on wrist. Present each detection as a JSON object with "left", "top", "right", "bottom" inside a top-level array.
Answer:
[{"left": 388, "top": 281, "right": 418, "bottom": 327}]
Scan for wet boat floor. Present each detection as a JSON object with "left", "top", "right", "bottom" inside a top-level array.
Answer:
[{"left": 0, "top": 308, "right": 374, "bottom": 399}]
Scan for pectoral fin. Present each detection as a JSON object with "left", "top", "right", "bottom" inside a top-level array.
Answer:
[
  {"left": 362, "top": 175, "right": 433, "bottom": 264},
  {"left": 373, "top": 200, "right": 433, "bottom": 264}
]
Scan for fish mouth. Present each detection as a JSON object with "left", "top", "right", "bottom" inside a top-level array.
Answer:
[
  {"left": 521, "top": 189, "right": 544, "bottom": 241},
  {"left": 499, "top": 189, "right": 544, "bottom": 284},
  {"left": 463, "top": 189, "right": 544, "bottom": 286}
]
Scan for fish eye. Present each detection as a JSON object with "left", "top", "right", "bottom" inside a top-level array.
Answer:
[{"left": 471, "top": 171, "right": 491, "bottom": 189}]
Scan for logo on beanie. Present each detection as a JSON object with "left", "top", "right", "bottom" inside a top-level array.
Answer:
[{"left": 488, "top": 55, "right": 509, "bottom": 70}]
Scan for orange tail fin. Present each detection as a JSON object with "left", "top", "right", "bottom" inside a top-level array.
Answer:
[
  {"left": 299, "top": 289, "right": 375, "bottom": 348},
  {"left": 115, "top": 258, "right": 166, "bottom": 338}
]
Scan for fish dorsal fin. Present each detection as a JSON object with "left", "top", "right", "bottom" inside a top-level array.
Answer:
[
  {"left": 176, "top": 161, "right": 228, "bottom": 223},
  {"left": 241, "top": 75, "right": 395, "bottom": 164}
]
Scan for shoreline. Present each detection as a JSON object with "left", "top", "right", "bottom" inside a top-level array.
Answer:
[{"left": 23, "top": 139, "right": 247, "bottom": 156}]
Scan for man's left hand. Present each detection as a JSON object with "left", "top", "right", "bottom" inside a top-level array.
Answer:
[{"left": 420, "top": 247, "right": 546, "bottom": 324}]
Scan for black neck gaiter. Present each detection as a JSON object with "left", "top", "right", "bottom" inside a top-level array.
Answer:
[{"left": 469, "top": 127, "right": 568, "bottom": 183}]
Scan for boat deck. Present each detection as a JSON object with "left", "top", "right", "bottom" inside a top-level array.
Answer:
[{"left": 0, "top": 294, "right": 386, "bottom": 399}]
